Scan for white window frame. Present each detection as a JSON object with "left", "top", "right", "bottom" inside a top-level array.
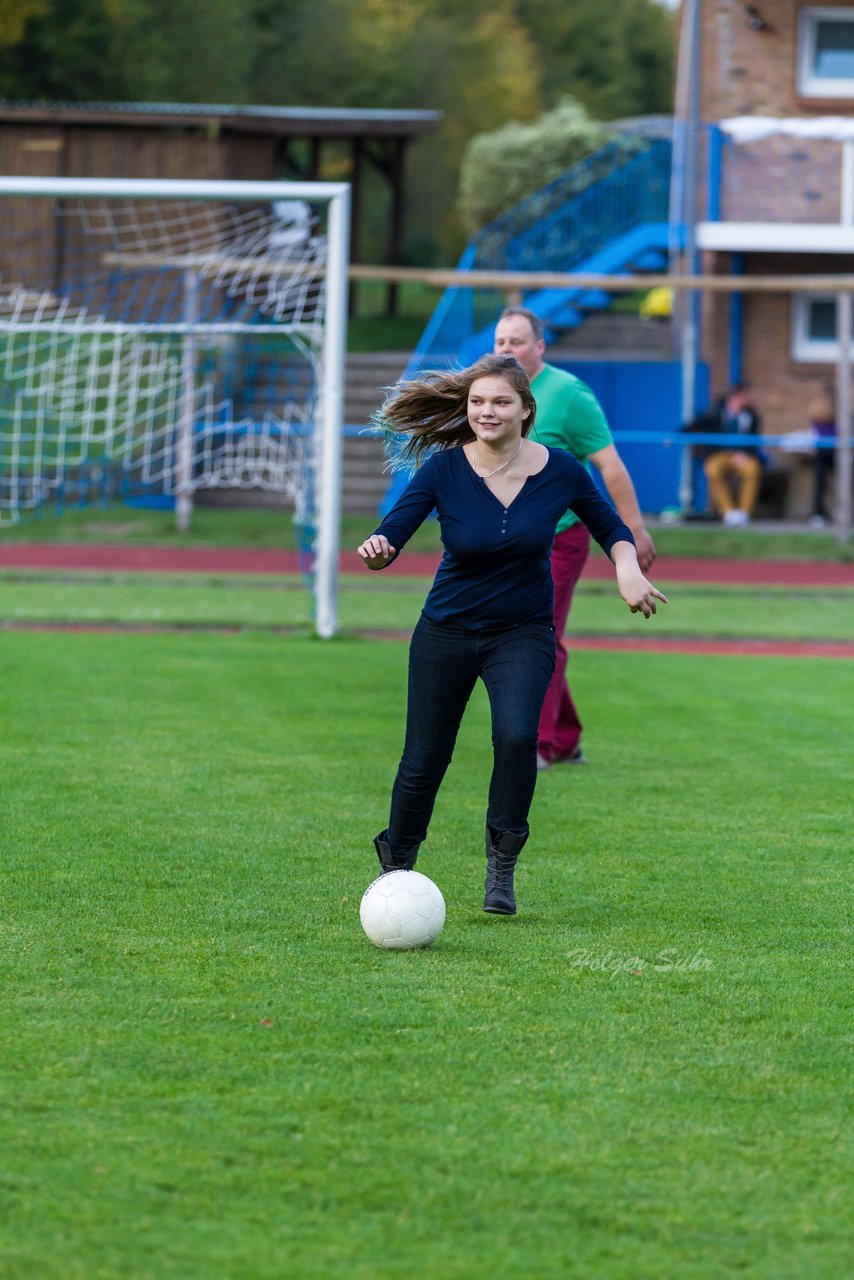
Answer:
[
  {"left": 792, "top": 293, "right": 840, "bottom": 361},
  {"left": 798, "top": 7, "right": 854, "bottom": 98}
]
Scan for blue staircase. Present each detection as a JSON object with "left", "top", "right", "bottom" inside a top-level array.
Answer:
[
  {"left": 380, "top": 137, "right": 683, "bottom": 517},
  {"left": 406, "top": 137, "right": 673, "bottom": 374}
]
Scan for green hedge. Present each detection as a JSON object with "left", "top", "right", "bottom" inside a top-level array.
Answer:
[{"left": 457, "top": 97, "right": 609, "bottom": 234}]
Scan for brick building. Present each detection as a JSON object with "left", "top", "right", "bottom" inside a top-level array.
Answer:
[{"left": 693, "top": 0, "right": 854, "bottom": 513}]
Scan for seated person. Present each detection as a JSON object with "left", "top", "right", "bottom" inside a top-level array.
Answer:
[{"left": 684, "top": 384, "right": 763, "bottom": 526}]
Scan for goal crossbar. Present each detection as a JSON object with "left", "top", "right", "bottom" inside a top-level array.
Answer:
[{"left": 0, "top": 176, "right": 349, "bottom": 202}]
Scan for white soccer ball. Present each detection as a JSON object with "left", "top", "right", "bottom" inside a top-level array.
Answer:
[{"left": 359, "top": 870, "right": 446, "bottom": 950}]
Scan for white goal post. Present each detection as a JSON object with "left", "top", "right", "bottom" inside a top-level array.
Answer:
[{"left": 0, "top": 175, "right": 350, "bottom": 638}]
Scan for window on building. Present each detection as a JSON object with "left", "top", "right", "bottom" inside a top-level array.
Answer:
[
  {"left": 792, "top": 294, "right": 841, "bottom": 360},
  {"left": 799, "top": 8, "right": 854, "bottom": 97}
]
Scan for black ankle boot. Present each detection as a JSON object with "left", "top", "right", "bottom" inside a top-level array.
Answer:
[
  {"left": 373, "top": 829, "right": 419, "bottom": 874},
  {"left": 483, "top": 825, "right": 528, "bottom": 915}
]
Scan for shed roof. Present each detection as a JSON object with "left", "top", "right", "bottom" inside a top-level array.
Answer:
[{"left": 0, "top": 100, "right": 442, "bottom": 138}]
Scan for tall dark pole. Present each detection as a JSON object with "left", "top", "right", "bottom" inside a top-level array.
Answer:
[
  {"left": 674, "top": 0, "right": 702, "bottom": 512},
  {"left": 385, "top": 138, "right": 406, "bottom": 317},
  {"left": 348, "top": 138, "right": 364, "bottom": 317}
]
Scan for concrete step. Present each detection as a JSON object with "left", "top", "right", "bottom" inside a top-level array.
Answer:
[
  {"left": 551, "top": 312, "right": 673, "bottom": 360},
  {"left": 343, "top": 439, "right": 384, "bottom": 465},
  {"left": 341, "top": 358, "right": 404, "bottom": 513},
  {"left": 202, "top": 354, "right": 404, "bottom": 517},
  {"left": 342, "top": 436, "right": 387, "bottom": 513},
  {"left": 345, "top": 352, "right": 408, "bottom": 424}
]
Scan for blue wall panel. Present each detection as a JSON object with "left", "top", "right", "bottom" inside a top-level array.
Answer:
[{"left": 551, "top": 359, "right": 710, "bottom": 513}]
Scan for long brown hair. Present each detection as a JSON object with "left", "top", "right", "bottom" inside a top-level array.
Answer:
[{"left": 377, "top": 354, "right": 537, "bottom": 467}]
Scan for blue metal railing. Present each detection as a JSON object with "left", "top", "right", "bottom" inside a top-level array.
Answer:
[
  {"left": 478, "top": 138, "right": 671, "bottom": 272},
  {"left": 409, "top": 137, "right": 672, "bottom": 371}
]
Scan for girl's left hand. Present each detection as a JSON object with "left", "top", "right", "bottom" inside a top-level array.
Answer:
[{"left": 618, "top": 571, "right": 669, "bottom": 618}]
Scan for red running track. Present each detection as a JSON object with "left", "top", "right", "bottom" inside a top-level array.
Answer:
[
  {"left": 569, "top": 634, "right": 854, "bottom": 658},
  {"left": 0, "top": 542, "right": 853, "bottom": 586}
]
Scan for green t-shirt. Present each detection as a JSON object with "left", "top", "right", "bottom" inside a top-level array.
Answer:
[{"left": 528, "top": 363, "right": 613, "bottom": 533}]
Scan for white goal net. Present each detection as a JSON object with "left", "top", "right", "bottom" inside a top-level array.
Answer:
[{"left": 0, "top": 176, "right": 350, "bottom": 636}]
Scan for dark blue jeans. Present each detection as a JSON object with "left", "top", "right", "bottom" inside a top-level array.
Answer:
[{"left": 386, "top": 614, "right": 556, "bottom": 854}]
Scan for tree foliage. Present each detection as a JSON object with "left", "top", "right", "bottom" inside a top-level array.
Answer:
[
  {"left": 0, "top": 0, "right": 49, "bottom": 50},
  {"left": 0, "top": 0, "right": 674, "bottom": 258},
  {"left": 458, "top": 97, "right": 609, "bottom": 234},
  {"left": 517, "top": 0, "right": 675, "bottom": 121},
  {"left": 0, "top": 0, "right": 258, "bottom": 102}
]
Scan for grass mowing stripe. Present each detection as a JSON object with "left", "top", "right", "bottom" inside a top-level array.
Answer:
[
  {"left": 3, "top": 573, "right": 854, "bottom": 639},
  {"left": 0, "top": 631, "right": 851, "bottom": 1278},
  {"left": 4, "top": 570, "right": 854, "bottom": 597}
]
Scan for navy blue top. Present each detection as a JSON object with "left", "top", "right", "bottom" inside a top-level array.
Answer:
[{"left": 372, "top": 445, "right": 634, "bottom": 630}]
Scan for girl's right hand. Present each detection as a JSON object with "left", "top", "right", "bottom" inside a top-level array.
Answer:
[{"left": 357, "top": 534, "right": 396, "bottom": 570}]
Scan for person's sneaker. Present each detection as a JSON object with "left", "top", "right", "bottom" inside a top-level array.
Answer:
[
  {"left": 556, "top": 746, "right": 587, "bottom": 765},
  {"left": 536, "top": 752, "right": 552, "bottom": 771},
  {"left": 809, "top": 514, "right": 827, "bottom": 529}
]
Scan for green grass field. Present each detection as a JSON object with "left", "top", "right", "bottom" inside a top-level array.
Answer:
[
  {"left": 1, "top": 554, "right": 852, "bottom": 1279},
  {"left": 2, "top": 573, "right": 854, "bottom": 640}
]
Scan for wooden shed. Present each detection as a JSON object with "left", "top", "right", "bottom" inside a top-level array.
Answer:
[{"left": 0, "top": 100, "right": 442, "bottom": 308}]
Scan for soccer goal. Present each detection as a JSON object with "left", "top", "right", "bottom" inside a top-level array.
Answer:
[{"left": 0, "top": 175, "right": 350, "bottom": 637}]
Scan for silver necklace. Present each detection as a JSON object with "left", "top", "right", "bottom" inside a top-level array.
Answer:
[{"left": 478, "top": 439, "right": 523, "bottom": 479}]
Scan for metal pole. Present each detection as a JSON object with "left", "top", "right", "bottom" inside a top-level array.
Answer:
[
  {"left": 728, "top": 252, "right": 744, "bottom": 386},
  {"left": 175, "top": 267, "right": 198, "bottom": 533},
  {"left": 314, "top": 186, "right": 351, "bottom": 639},
  {"left": 835, "top": 292, "right": 853, "bottom": 543},
  {"left": 676, "top": 0, "right": 702, "bottom": 513}
]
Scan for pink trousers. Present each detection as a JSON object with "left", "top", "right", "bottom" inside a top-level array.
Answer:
[{"left": 537, "top": 522, "right": 591, "bottom": 762}]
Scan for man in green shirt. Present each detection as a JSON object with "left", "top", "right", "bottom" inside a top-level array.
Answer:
[{"left": 494, "top": 308, "right": 656, "bottom": 768}]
